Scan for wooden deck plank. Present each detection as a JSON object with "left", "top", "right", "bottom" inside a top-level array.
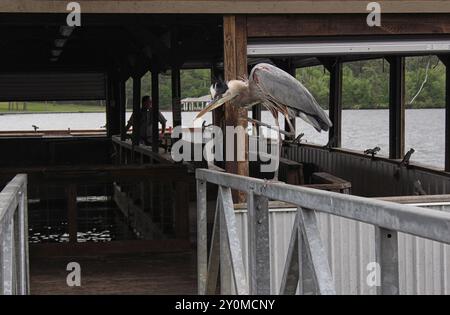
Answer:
[{"left": 30, "top": 251, "right": 196, "bottom": 295}]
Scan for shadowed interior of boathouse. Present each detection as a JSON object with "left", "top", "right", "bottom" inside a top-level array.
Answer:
[{"left": 1, "top": 9, "right": 450, "bottom": 295}]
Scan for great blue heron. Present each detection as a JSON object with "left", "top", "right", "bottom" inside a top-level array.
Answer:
[{"left": 196, "top": 63, "right": 332, "bottom": 178}]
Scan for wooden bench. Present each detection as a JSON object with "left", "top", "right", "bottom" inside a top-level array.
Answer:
[{"left": 303, "top": 172, "right": 352, "bottom": 194}]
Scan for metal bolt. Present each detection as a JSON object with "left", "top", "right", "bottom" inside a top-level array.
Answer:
[{"left": 257, "top": 220, "right": 262, "bottom": 224}]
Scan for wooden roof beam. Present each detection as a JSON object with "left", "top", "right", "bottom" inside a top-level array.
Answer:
[
  {"left": 2, "top": 1, "right": 450, "bottom": 14},
  {"left": 125, "top": 25, "right": 172, "bottom": 70},
  {"left": 247, "top": 14, "right": 450, "bottom": 38}
]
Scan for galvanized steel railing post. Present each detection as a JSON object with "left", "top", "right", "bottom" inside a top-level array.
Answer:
[
  {"left": 298, "top": 208, "right": 335, "bottom": 295},
  {"left": 247, "top": 190, "right": 270, "bottom": 294},
  {"left": 196, "top": 168, "right": 450, "bottom": 245},
  {"left": 299, "top": 234, "right": 315, "bottom": 294},
  {"left": 1, "top": 213, "right": 14, "bottom": 295},
  {"left": 18, "top": 184, "right": 29, "bottom": 295},
  {"left": 219, "top": 200, "right": 232, "bottom": 294},
  {"left": 219, "top": 187, "right": 249, "bottom": 295},
  {"left": 196, "top": 179, "right": 207, "bottom": 295},
  {"left": 196, "top": 168, "right": 450, "bottom": 295},
  {"left": 375, "top": 227, "right": 400, "bottom": 295},
  {"left": 205, "top": 203, "right": 220, "bottom": 294},
  {"left": 279, "top": 212, "right": 301, "bottom": 295},
  {"left": 0, "top": 174, "right": 29, "bottom": 295}
]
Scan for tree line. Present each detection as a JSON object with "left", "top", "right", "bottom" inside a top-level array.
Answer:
[
  {"left": 126, "top": 69, "right": 211, "bottom": 110},
  {"left": 125, "top": 56, "right": 445, "bottom": 110}
]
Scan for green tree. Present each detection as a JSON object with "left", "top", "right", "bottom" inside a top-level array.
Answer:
[
  {"left": 124, "top": 58, "right": 445, "bottom": 111},
  {"left": 125, "top": 69, "right": 211, "bottom": 110},
  {"left": 296, "top": 66, "right": 330, "bottom": 108}
]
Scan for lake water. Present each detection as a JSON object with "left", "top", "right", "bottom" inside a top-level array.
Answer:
[{"left": 0, "top": 108, "right": 445, "bottom": 168}]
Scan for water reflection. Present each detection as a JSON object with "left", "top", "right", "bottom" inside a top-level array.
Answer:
[{"left": 28, "top": 199, "right": 136, "bottom": 243}]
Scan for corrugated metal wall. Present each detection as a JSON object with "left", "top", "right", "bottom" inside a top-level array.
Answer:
[
  {"left": 283, "top": 145, "right": 450, "bottom": 197},
  {"left": 0, "top": 73, "right": 106, "bottom": 101},
  {"left": 233, "top": 203, "right": 450, "bottom": 295}
]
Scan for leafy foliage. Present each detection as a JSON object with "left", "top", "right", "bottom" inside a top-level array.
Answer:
[
  {"left": 126, "top": 69, "right": 211, "bottom": 110},
  {"left": 124, "top": 57, "right": 445, "bottom": 110}
]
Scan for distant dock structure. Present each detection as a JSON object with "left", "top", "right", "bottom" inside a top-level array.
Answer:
[{"left": 181, "top": 95, "right": 211, "bottom": 112}]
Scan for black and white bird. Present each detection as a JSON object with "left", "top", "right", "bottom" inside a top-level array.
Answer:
[{"left": 196, "top": 63, "right": 332, "bottom": 134}]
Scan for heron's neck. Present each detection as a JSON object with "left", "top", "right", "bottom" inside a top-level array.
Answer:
[{"left": 238, "top": 83, "right": 260, "bottom": 106}]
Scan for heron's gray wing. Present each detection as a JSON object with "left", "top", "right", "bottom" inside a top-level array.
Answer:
[{"left": 250, "top": 63, "right": 332, "bottom": 131}]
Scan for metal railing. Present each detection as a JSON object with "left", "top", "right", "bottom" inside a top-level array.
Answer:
[
  {"left": 196, "top": 169, "right": 450, "bottom": 295},
  {"left": 0, "top": 174, "right": 29, "bottom": 295}
]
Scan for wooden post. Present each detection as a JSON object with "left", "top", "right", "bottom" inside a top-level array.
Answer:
[
  {"left": 319, "top": 57, "right": 342, "bottom": 147},
  {"left": 119, "top": 79, "right": 127, "bottom": 141},
  {"left": 223, "top": 15, "right": 248, "bottom": 202},
  {"left": 66, "top": 184, "right": 77, "bottom": 243},
  {"left": 252, "top": 105, "right": 262, "bottom": 122},
  {"left": 105, "top": 75, "right": 113, "bottom": 137},
  {"left": 327, "top": 59, "right": 343, "bottom": 147},
  {"left": 172, "top": 66, "right": 182, "bottom": 136},
  {"left": 132, "top": 75, "right": 142, "bottom": 147},
  {"left": 171, "top": 27, "right": 182, "bottom": 138},
  {"left": 211, "top": 65, "right": 225, "bottom": 169},
  {"left": 211, "top": 64, "right": 225, "bottom": 128},
  {"left": 283, "top": 60, "right": 297, "bottom": 141},
  {"left": 252, "top": 101, "right": 262, "bottom": 139},
  {"left": 151, "top": 66, "right": 160, "bottom": 153},
  {"left": 439, "top": 56, "right": 450, "bottom": 171},
  {"left": 445, "top": 57, "right": 450, "bottom": 171},
  {"left": 108, "top": 77, "right": 121, "bottom": 137},
  {"left": 387, "top": 56, "right": 405, "bottom": 159}
]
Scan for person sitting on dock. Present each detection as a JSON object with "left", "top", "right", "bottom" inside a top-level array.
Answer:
[{"left": 126, "top": 95, "right": 167, "bottom": 146}]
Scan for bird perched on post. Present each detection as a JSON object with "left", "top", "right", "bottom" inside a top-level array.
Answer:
[
  {"left": 195, "top": 63, "right": 332, "bottom": 179},
  {"left": 400, "top": 148, "right": 415, "bottom": 167},
  {"left": 196, "top": 63, "right": 332, "bottom": 134},
  {"left": 364, "top": 146, "right": 381, "bottom": 158}
]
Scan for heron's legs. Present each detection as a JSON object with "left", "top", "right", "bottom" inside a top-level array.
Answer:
[{"left": 273, "top": 116, "right": 282, "bottom": 181}]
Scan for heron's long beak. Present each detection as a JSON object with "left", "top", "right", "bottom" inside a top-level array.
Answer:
[{"left": 195, "top": 94, "right": 237, "bottom": 120}]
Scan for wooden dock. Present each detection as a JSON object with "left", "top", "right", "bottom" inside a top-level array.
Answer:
[{"left": 30, "top": 251, "right": 196, "bottom": 295}]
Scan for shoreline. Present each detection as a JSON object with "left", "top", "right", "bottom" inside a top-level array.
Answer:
[
  {"left": 0, "top": 108, "right": 445, "bottom": 116},
  {"left": 0, "top": 111, "right": 104, "bottom": 115}
]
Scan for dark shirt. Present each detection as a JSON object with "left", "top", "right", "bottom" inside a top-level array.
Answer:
[{"left": 127, "top": 109, "right": 167, "bottom": 143}]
